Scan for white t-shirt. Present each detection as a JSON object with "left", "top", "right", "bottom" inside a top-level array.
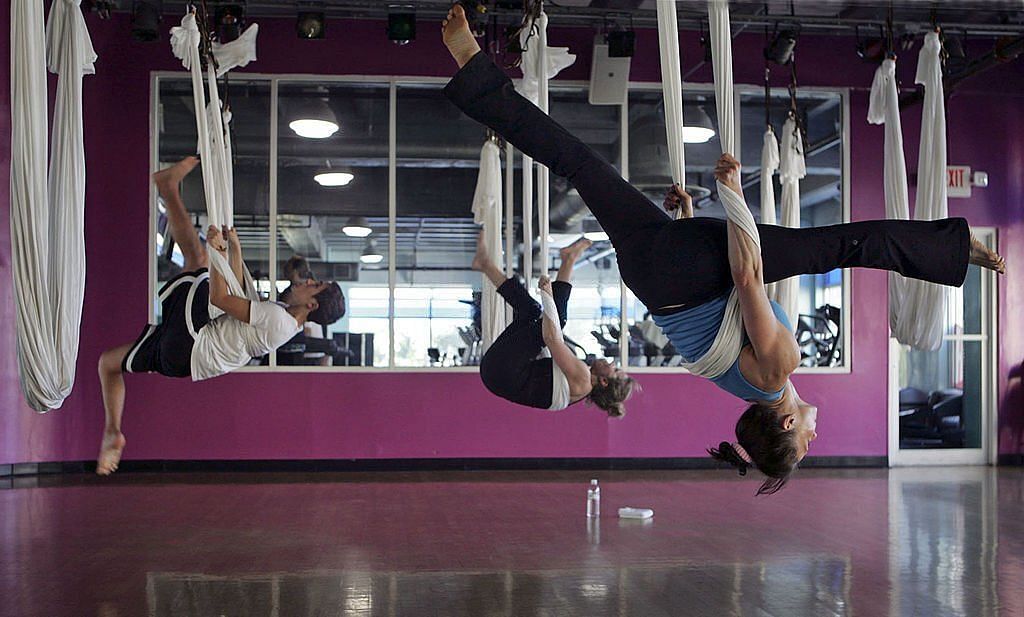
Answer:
[{"left": 191, "top": 301, "right": 301, "bottom": 381}]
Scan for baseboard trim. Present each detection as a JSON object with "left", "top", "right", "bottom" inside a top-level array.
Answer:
[
  {"left": 1, "top": 456, "right": 888, "bottom": 477},
  {"left": 997, "top": 454, "right": 1024, "bottom": 466}
]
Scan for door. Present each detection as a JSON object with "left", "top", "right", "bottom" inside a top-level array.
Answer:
[{"left": 888, "top": 228, "right": 998, "bottom": 466}]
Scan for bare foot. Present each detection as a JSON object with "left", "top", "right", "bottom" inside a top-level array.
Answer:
[
  {"left": 153, "top": 156, "right": 199, "bottom": 198},
  {"left": 96, "top": 431, "right": 126, "bottom": 476},
  {"left": 559, "top": 237, "right": 593, "bottom": 263},
  {"left": 442, "top": 4, "right": 481, "bottom": 68},
  {"left": 969, "top": 235, "right": 1006, "bottom": 274},
  {"left": 471, "top": 230, "right": 492, "bottom": 272}
]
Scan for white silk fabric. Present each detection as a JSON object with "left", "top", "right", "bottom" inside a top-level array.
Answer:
[
  {"left": 867, "top": 37, "right": 948, "bottom": 351},
  {"left": 472, "top": 141, "right": 508, "bottom": 349},
  {"left": 169, "top": 13, "right": 260, "bottom": 306},
  {"left": 10, "top": 0, "right": 96, "bottom": 411}
]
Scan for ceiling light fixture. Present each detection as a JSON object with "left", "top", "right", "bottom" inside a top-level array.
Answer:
[
  {"left": 314, "top": 171, "right": 354, "bottom": 187},
  {"left": 343, "top": 216, "right": 373, "bottom": 238},
  {"left": 296, "top": 10, "right": 326, "bottom": 39},
  {"left": 289, "top": 94, "right": 338, "bottom": 139},
  {"left": 360, "top": 239, "right": 384, "bottom": 264},
  {"left": 215, "top": 4, "right": 245, "bottom": 43},
  {"left": 387, "top": 5, "right": 416, "bottom": 45},
  {"left": 682, "top": 105, "right": 716, "bottom": 144},
  {"left": 131, "top": 0, "right": 162, "bottom": 42}
]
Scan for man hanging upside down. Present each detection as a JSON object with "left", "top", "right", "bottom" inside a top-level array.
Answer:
[{"left": 95, "top": 157, "right": 346, "bottom": 475}]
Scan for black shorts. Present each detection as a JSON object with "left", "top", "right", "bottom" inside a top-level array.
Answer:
[{"left": 122, "top": 269, "right": 212, "bottom": 378}]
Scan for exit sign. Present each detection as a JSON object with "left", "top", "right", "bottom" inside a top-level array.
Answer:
[{"left": 947, "top": 165, "right": 971, "bottom": 198}]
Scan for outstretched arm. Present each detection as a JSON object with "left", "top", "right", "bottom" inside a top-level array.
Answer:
[
  {"left": 207, "top": 226, "right": 251, "bottom": 323},
  {"left": 224, "top": 227, "right": 247, "bottom": 289},
  {"left": 715, "top": 156, "right": 797, "bottom": 369}
]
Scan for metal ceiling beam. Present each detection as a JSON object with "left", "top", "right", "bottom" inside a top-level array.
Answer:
[{"left": 126, "top": 1, "right": 1024, "bottom": 37}]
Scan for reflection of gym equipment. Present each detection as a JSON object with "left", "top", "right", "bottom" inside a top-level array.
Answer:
[
  {"left": 264, "top": 334, "right": 341, "bottom": 366},
  {"left": 332, "top": 333, "right": 375, "bottom": 367},
  {"left": 899, "top": 387, "right": 966, "bottom": 449},
  {"left": 796, "top": 304, "right": 842, "bottom": 368}
]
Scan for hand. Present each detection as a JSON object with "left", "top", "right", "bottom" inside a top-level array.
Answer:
[
  {"left": 663, "top": 184, "right": 692, "bottom": 212},
  {"left": 223, "top": 226, "right": 239, "bottom": 247},
  {"left": 538, "top": 275, "right": 553, "bottom": 295},
  {"left": 713, "top": 153, "right": 742, "bottom": 194},
  {"left": 207, "top": 226, "right": 227, "bottom": 252}
]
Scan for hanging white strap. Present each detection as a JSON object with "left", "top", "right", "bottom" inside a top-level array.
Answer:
[
  {"left": 473, "top": 141, "right": 508, "bottom": 349},
  {"left": 681, "top": 0, "right": 763, "bottom": 379},
  {"left": 539, "top": 288, "right": 564, "bottom": 344},
  {"left": 760, "top": 128, "right": 780, "bottom": 302},
  {"left": 774, "top": 116, "right": 804, "bottom": 328},
  {"left": 656, "top": 0, "right": 687, "bottom": 220},
  {"left": 708, "top": 0, "right": 736, "bottom": 155},
  {"left": 868, "top": 39, "right": 948, "bottom": 351},
  {"left": 514, "top": 11, "right": 575, "bottom": 286},
  {"left": 169, "top": 12, "right": 259, "bottom": 304},
  {"left": 536, "top": 12, "right": 551, "bottom": 276},
  {"left": 10, "top": 0, "right": 96, "bottom": 411}
]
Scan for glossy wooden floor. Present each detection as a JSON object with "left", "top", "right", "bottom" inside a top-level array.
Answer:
[{"left": 1, "top": 467, "right": 1022, "bottom": 616}]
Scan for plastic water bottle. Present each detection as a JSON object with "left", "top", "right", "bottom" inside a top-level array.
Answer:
[{"left": 586, "top": 479, "right": 600, "bottom": 518}]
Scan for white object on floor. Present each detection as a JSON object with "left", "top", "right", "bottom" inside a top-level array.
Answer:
[{"left": 618, "top": 507, "right": 654, "bottom": 519}]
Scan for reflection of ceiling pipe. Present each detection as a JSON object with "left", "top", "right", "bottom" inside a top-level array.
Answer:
[{"left": 573, "top": 247, "right": 616, "bottom": 270}]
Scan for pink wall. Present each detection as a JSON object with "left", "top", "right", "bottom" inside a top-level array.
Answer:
[{"left": 2, "top": 13, "right": 1022, "bottom": 464}]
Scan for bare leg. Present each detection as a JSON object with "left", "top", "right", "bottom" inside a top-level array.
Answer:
[
  {"left": 557, "top": 237, "right": 592, "bottom": 283},
  {"left": 471, "top": 230, "right": 508, "bottom": 288},
  {"left": 96, "top": 343, "right": 132, "bottom": 475},
  {"left": 969, "top": 233, "right": 1006, "bottom": 274},
  {"left": 154, "top": 157, "right": 206, "bottom": 271},
  {"left": 441, "top": 4, "right": 481, "bottom": 69}
]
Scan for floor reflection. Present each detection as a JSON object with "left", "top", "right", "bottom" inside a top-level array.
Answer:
[
  {"left": 888, "top": 468, "right": 1001, "bottom": 617},
  {"left": 1, "top": 468, "right": 1022, "bottom": 617},
  {"left": 148, "top": 558, "right": 852, "bottom": 617}
]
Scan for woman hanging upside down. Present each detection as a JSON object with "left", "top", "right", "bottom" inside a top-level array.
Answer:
[
  {"left": 95, "top": 157, "right": 347, "bottom": 475},
  {"left": 441, "top": 4, "right": 1006, "bottom": 494},
  {"left": 473, "top": 233, "right": 638, "bottom": 415}
]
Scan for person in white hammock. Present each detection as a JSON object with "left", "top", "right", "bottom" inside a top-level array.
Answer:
[
  {"left": 96, "top": 157, "right": 346, "bottom": 474},
  {"left": 441, "top": 4, "right": 1006, "bottom": 494}
]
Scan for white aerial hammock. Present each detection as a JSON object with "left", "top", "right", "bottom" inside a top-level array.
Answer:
[
  {"left": 658, "top": 0, "right": 764, "bottom": 379},
  {"left": 10, "top": 0, "right": 96, "bottom": 411},
  {"left": 656, "top": 0, "right": 687, "bottom": 220},
  {"left": 867, "top": 33, "right": 948, "bottom": 351},
  {"left": 472, "top": 139, "right": 508, "bottom": 348},
  {"left": 169, "top": 12, "right": 261, "bottom": 307},
  {"left": 515, "top": 12, "right": 575, "bottom": 284},
  {"left": 771, "top": 116, "right": 804, "bottom": 329},
  {"left": 760, "top": 127, "right": 781, "bottom": 295}
]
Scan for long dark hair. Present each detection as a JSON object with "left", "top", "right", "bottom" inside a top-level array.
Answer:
[{"left": 708, "top": 403, "right": 801, "bottom": 495}]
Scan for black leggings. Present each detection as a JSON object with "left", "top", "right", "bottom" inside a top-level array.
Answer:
[
  {"left": 479, "top": 278, "right": 570, "bottom": 409},
  {"left": 445, "top": 52, "right": 971, "bottom": 311}
]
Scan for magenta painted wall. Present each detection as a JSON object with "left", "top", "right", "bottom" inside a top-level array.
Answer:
[{"left": 2, "top": 13, "right": 1021, "bottom": 464}]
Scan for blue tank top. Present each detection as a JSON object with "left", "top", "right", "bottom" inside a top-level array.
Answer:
[{"left": 652, "top": 293, "right": 792, "bottom": 402}]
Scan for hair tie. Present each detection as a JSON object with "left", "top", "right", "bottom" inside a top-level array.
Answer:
[{"left": 732, "top": 442, "right": 753, "bottom": 465}]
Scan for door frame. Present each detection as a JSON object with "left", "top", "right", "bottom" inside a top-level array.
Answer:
[{"left": 887, "top": 227, "right": 999, "bottom": 467}]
